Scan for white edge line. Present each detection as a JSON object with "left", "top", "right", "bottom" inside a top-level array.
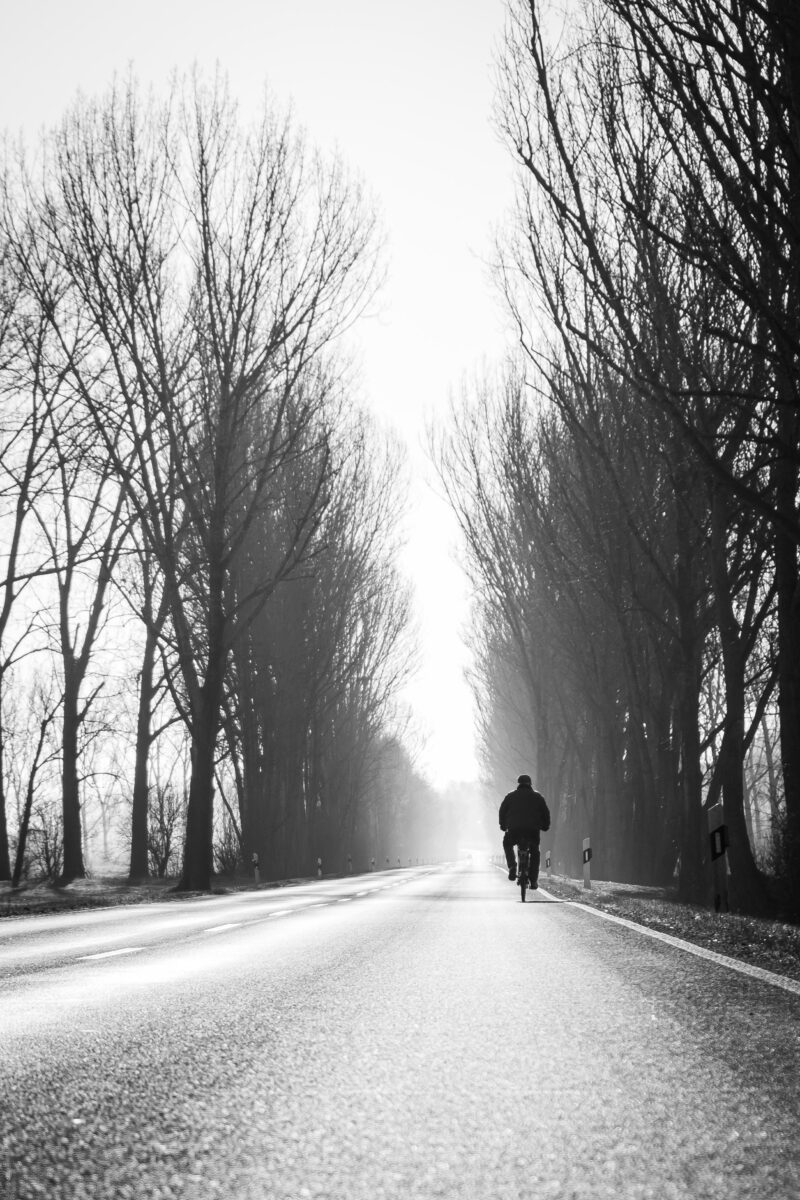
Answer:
[
  {"left": 562, "top": 896, "right": 800, "bottom": 997},
  {"left": 78, "top": 947, "right": 144, "bottom": 961},
  {"left": 501, "top": 867, "right": 800, "bottom": 997}
]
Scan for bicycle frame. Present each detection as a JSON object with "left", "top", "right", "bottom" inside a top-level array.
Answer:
[{"left": 517, "top": 838, "right": 533, "bottom": 902}]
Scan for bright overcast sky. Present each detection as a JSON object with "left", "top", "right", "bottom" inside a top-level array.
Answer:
[{"left": 1, "top": 0, "right": 517, "bottom": 788}]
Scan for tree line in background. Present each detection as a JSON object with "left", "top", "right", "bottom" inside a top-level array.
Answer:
[
  {"left": 0, "top": 74, "right": 451, "bottom": 892},
  {"left": 438, "top": 0, "right": 800, "bottom": 914}
]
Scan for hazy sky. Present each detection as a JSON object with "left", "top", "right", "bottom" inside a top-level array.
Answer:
[{"left": 1, "top": 0, "right": 517, "bottom": 787}]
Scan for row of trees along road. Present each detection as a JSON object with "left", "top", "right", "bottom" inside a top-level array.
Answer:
[
  {"left": 0, "top": 75, "right": 434, "bottom": 891},
  {"left": 436, "top": 0, "right": 800, "bottom": 914}
]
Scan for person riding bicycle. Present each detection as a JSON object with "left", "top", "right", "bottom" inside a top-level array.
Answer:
[{"left": 499, "top": 774, "right": 550, "bottom": 887}]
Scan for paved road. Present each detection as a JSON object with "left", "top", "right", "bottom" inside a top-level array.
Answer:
[{"left": 1, "top": 863, "right": 798, "bottom": 1199}]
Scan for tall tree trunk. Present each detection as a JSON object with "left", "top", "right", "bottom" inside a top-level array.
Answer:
[
  {"left": 178, "top": 714, "right": 217, "bottom": 891},
  {"left": 719, "top": 728, "right": 771, "bottom": 913},
  {"left": 770, "top": 0, "right": 800, "bottom": 896},
  {"left": 673, "top": 449, "right": 706, "bottom": 903},
  {"left": 676, "top": 660, "right": 705, "bottom": 902},
  {"left": 761, "top": 714, "right": 781, "bottom": 824},
  {"left": 128, "top": 622, "right": 158, "bottom": 881},
  {"left": 11, "top": 771, "right": 34, "bottom": 890},
  {"left": 177, "top": 618, "right": 226, "bottom": 892},
  {"left": 709, "top": 488, "right": 772, "bottom": 912},
  {"left": 774, "top": 415, "right": 800, "bottom": 878},
  {"left": 674, "top": 517, "right": 705, "bottom": 902},
  {"left": 0, "top": 678, "right": 10, "bottom": 879},
  {"left": 60, "top": 673, "right": 85, "bottom": 884},
  {"left": 12, "top": 715, "right": 52, "bottom": 888},
  {"left": 229, "top": 636, "right": 262, "bottom": 866}
]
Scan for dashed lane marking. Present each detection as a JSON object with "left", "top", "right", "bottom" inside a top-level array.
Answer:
[
  {"left": 78, "top": 947, "right": 144, "bottom": 961},
  {"left": 74, "top": 880, "right": 416, "bottom": 961}
]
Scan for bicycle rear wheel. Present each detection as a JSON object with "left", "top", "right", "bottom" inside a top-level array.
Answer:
[{"left": 518, "top": 849, "right": 528, "bottom": 902}]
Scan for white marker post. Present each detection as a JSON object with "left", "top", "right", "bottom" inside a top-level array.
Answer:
[
  {"left": 317, "top": 857, "right": 322, "bottom": 879},
  {"left": 583, "top": 838, "right": 592, "bottom": 890},
  {"left": 708, "top": 803, "right": 729, "bottom": 913},
  {"left": 251, "top": 852, "right": 260, "bottom": 886},
  {"left": 545, "top": 850, "right": 551, "bottom": 881}
]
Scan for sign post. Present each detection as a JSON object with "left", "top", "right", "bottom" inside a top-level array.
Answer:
[
  {"left": 708, "top": 803, "right": 729, "bottom": 912},
  {"left": 582, "top": 838, "right": 592, "bottom": 890}
]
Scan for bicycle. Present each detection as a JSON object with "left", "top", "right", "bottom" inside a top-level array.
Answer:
[{"left": 516, "top": 836, "right": 537, "bottom": 902}]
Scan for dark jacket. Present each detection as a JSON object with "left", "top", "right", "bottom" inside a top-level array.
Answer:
[{"left": 499, "top": 784, "right": 550, "bottom": 834}]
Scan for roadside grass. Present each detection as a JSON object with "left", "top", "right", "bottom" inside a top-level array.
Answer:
[{"left": 543, "top": 875, "right": 800, "bottom": 984}]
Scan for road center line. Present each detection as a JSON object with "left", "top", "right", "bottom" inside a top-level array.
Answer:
[
  {"left": 555, "top": 894, "right": 800, "bottom": 997},
  {"left": 204, "top": 923, "right": 242, "bottom": 933},
  {"left": 78, "top": 947, "right": 144, "bottom": 961}
]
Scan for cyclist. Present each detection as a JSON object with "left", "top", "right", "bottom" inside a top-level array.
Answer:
[{"left": 499, "top": 774, "right": 550, "bottom": 887}]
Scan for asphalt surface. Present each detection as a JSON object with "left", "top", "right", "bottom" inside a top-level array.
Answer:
[{"left": 1, "top": 863, "right": 798, "bottom": 1199}]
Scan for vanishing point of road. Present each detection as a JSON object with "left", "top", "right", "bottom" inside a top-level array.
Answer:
[{"left": 1, "top": 862, "right": 798, "bottom": 1199}]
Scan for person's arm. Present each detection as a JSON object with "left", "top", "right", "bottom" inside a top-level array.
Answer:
[
  {"left": 499, "top": 796, "right": 509, "bottom": 830},
  {"left": 537, "top": 793, "right": 551, "bottom": 831}
]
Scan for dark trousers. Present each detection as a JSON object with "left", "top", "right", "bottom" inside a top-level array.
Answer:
[{"left": 503, "top": 830, "right": 541, "bottom": 880}]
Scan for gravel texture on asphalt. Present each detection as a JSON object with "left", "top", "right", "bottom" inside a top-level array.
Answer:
[{"left": 2, "top": 865, "right": 799, "bottom": 1199}]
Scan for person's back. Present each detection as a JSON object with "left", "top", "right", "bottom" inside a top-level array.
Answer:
[
  {"left": 499, "top": 774, "right": 550, "bottom": 884},
  {"left": 499, "top": 781, "right": 549, "bottom": 834}
]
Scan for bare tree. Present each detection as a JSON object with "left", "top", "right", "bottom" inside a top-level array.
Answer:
[
  {"left": 29, "top": 399, "right": 130, "bottom": 882},
  {"left": 496, "top": 0, "right": 800, "bottom": 894},
  {"left": 0, "top": 226, "right": 62, "bottom": 878},
  {"left": 110, "top": 530, "right": 175, "bottom": 881},
  {"left": 10, "top": 74, "right": 382, "bottom": 890},
  {"left": 228, "top": 413, "right": 414, "bottom": 878},
  {"left": 4, "top": 673, "right": 60, "bottom": 887}
]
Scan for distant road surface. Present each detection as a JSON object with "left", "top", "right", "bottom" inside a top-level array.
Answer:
[{"left": 1, "top": 863, "right": 798, "bottom": 1199}]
